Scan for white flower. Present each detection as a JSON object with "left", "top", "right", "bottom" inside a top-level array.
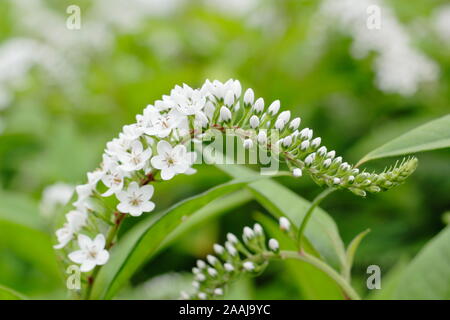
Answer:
[
  {"left": 300, "top": 140, "right": 310, "bottom": 150},
  {"left": 293, "top": 168, "right": 302, "bottom": 177},
  {"left": 117, "top": 140, "right": 152, "bottom": 172},
  {"left": 207, "top": 255, "right": 218, "bottom": 265},
  {"left": 333, "top": 177, "right": 341, "bottom": 185},
  {"left": 279, "top": 217, "right": 291, "bottom": 231},
  {"left": 116, "top": 181, "right": 155, "bottom": 216},
  {"left": 317, "top": 146, "right": 327, "bottom": 156},
  {"left": 207, "top": 268, "right": 217, "bottom": 277},
  {"left": 197, "top": 260, "right": 206, "bottom": 269},
  {"left": 122, "top": 124, "right": 143, "bottom": 140},
  {"left": 268, "top": 238, "right": 279, "bottom": 252},
  {"left": 151, "top": 141, "right": 194, "bottom": 180},
  {"left": 171, "top": 89, "right": 206, "bottom": 116},
  {"left": 101, "top": 162, "right": 128, "bottom": 197},
  {"left": 327, "top": 150, "right": 336, "bottom": 159},
  {"left": 68, "top": 234, "right": 109, "bottom": 272},
  {"left": 54, "top": 226, "right": 74, "bottom": 249},
  {"left": 140, "top": 108, "right": 180, "bottom": 138},
  {"left": 282, "top": 136, "right": 292, "bottom": 147},
  {"left": 227, "top": 232, "right": 238, "bottom": 243},
  {"left": 219, "top": 106, "right": 232, "bottom": 122},
  {"left": 40, "top": 183, "right": 74, "bottom": 217}
]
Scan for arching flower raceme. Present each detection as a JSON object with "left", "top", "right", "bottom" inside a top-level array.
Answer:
[
  {"left": 68, "top": 234, "right": 109, "bottom": 272},
  {"left": 54, "top": 79, "right": 417, "bottom": 284},
  {"left": 116, "top": 182, "right": 155, "bottom": 217}
]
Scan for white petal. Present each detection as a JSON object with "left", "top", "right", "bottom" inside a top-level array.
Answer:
[
  {"left": 117, "top": 202, "right": 130, "bottom": 214},
  {"left": 95, "top": 250, "right": 110, "bottom": 265},
  {"left": 68, "top": 250, "right": 87, "bottom": 264},
  {"left": 160, "top": 168, "right": 175, "bottom": 180},
  {"left": 80, "top": 260, "right": 96, "bottom": 272},
  {"left": 93, "top": 234, "right": 106, "bottom": 250},
  {"left": 141, "top": 201, "right": 155, "bottom": 213},
  {"left": 150, "top": 156, "right": 166, "bottom": 170},
  {"left": 78, "top": 234, "right": 92, "bottom": 250},
  {"left": 157, "top": 140, "right": 172, "bottom": 155},
  {"left": 140, "top": 185, "right": 154, "bottom": 200}
]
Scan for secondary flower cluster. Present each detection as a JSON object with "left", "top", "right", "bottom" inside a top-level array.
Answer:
[
  {"left": 54, "top": 78, "right": 417, "bottom": 274},
  {"left": 181, "top": 223, "right": 280, "bottom": 300}
]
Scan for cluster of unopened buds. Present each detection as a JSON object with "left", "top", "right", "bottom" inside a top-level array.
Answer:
[
  {"left": 181, "top": 223, "right": 282, "bottom": 300},
  {"left": 53, "top": 79, "right": 417, "bottom": 276}
]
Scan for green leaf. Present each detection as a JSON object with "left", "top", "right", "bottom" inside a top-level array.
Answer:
[
  {"left": 343, "top": 229, "right": 370, "bottom": 281},
  {"left": 217, "top": 164, "right": 346, "bottom": 269},
  {"left": 358, "top": 114, "right": 450, "bottom": 165},
  {"left": 0, "top": 189, "right": 46, "bottom": 230},
  {"left": 255, "top": 213, "right": 344, "bottom": 299},
  {"left": 394, "top": 226, "right": 450, "bottom": 299},
  {"left": 92, "top": 178, "right": 261, "bottom": 300},
  {"left": 0, "top": 284, "right": 28, "bottom": 300}
]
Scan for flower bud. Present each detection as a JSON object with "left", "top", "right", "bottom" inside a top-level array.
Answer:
[
  {"left": 207, "top": 267, "right": 218, "bottom": 277},
  {"left": 243, "top": 88, "right": 254, "bottom": 106},
  {"left": 214, "top": 288, "right": 224, "bottom": 296},
  {"left": 293, "top": 168, "right": 302, "bottom": 177},
  {"left": 227, "top": 233, "right": 238, "bottom": 243},
  {"left": 311, "top": 137, "right": 321, "bottom": 148},
  {"left": 305, "top": 153, "right": 316, "bottom": 166},
  {"left": 243, "top": 226, "right": 255, "bottom": 239},
  {"left": 219, "top": 106, "right": 232, "bottom": 122},
  {"left": 279, "top": 217, "right": 291, "bottom": 231},
  {"left": 300, "top": 140, "right": 310, "bottom": 150},
  {"left": 249, "top": 115, "right": 260, "bottom": 128},
  {"left": 224, "top": 90, "right": 235, "bottom": 107},
  {"left": 197, "top": 260, "right": 206, "bottom": 269},
  {"left": 198, "top": 292, "right": 207, "bottom": 300},
  {"left": 257, "top": 131, "right": 267, "bottom": 144},
  {"left": 289, "top": 117, "right": 301, "bottom": 130},
  {"left": 253, "top": 98, "right": 264, "bottom": 113},
  {"left": 333, "top": 177, "right": 341, "bottom": 185},
  {"left": 253, "top": 223, "right": 263, "bottom": 235},
  {"left": 268, "top": 238, "right": 279, "bottom": 252},
  {"left": 275, "top": 119, "right": 285, "bottom": 130},
  {"left": 243, "top": 139, "right": 254, "bottom": 149},
  {"left": 327, "top": 150, "right": 336, "bottom": 159},
  {"left": 268, "top": 100, "right": 280, "bottom": 115},
  {"left": 207, "top": 255, "right": 218, "bottom": 266},
  {"left": 224, "top": 263, "right": 234, "bottom": 272},
  {"left": 243, "top": 261, "right": 255, "bottom": 271},
  {"left": 214, "top": 244, "right": 225, "bottom": 255},
  {"left": 282, "top": 135, "right": 293, "bottom": 147},
  {"left": 278, "top": 111, "right": 291, "bottom": 123},
  {"left": 232, "top": 80, "right": 242, "bottom": 98},
  {"left": 225, "top": 242, "right": 238, "bottom": 256}
]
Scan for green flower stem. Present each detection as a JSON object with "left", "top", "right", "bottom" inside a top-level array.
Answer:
[
  {"left": 297, "top": 188, "right": 336, "bottom": 249},
  {"left": 279, "top": 250, "right": 361, "bottom": 300},
  {"left": 85, "top": 212, "right": 126, "bottom": 300}
]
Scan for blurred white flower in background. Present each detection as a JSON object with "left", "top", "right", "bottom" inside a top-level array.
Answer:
[
  {"left": 321, "top": 0, "right": 439, "bottom": 96},
  {"left": 40, "top": 182, "right": 74, "bottom": 217},
  {"left": 432, "top": 5, "right": 450, "bottom": 44}
]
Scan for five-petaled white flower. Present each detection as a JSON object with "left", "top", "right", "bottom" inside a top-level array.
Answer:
[
  {"left": 117, "top": 140, "right": 152, "bottom": 172},
  {"left": 54, "top": 210, "right": 88, "bottom": 249},
  {"left": 151, "top": 140, "right": 195, "bottom": 180},
  {"left": 116, "top": 181, "right": 155, "bottom": 216},
  {"left": 140, "top": 108, "right": 180, "bottom": 138},
  {"left": 68, "top": 234, "right": 109, "bottom": 272}
]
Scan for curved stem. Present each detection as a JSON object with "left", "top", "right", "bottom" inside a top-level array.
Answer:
[
  {"left": 297, "top": 188, "right": 336, "bottom": 249},
  {"left": 280, "top": 250, "right": 361, "bottom": 300},
  {"left": 84, "top": 212, "right": 126, "bottom": 300}
]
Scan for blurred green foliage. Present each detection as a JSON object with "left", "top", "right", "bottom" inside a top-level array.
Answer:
[{"left": 0, "top": 0, "right": 448, "bottom": 299}]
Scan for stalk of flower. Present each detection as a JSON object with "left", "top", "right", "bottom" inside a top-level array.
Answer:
[{"left": 53, "top": 79, "right": 418, "bottom": 298}]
